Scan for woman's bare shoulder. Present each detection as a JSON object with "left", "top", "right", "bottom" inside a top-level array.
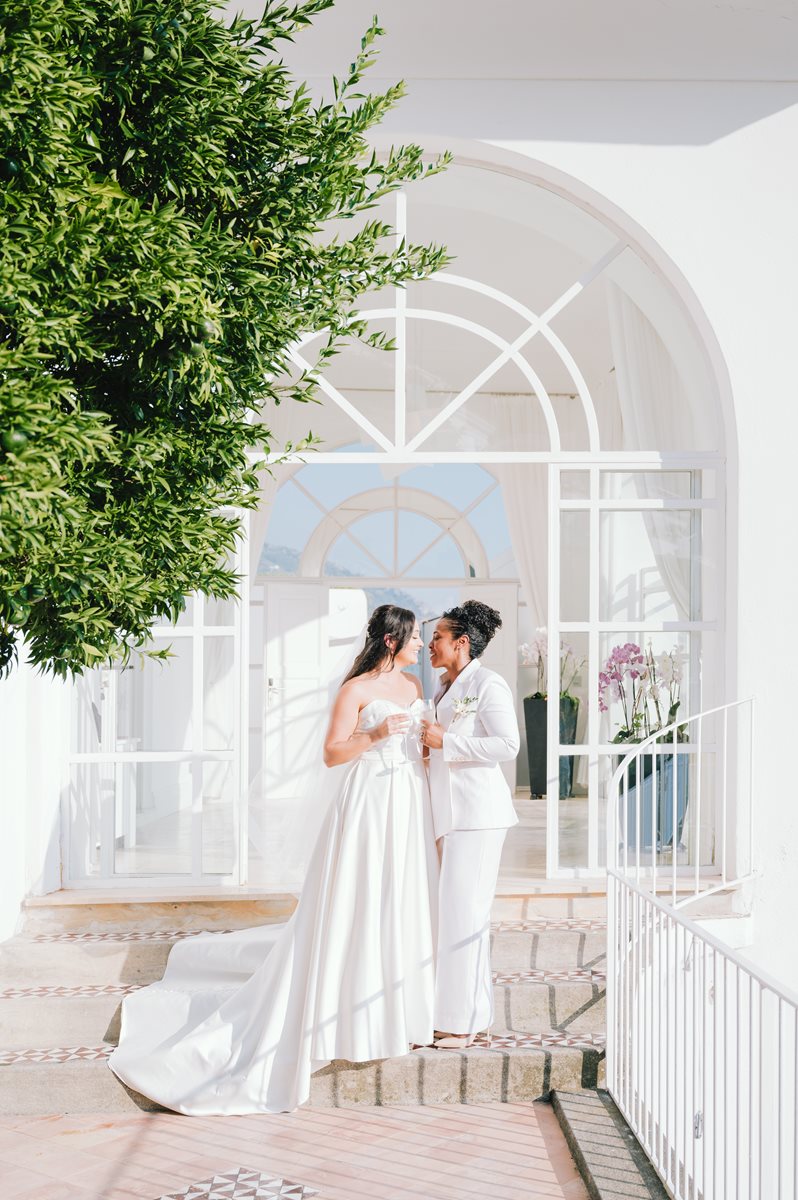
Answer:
[
  {"left": 402, "top": 671, "right": 424, "bottom": 696},
  {"left": 336, "top": 677, "right": 369, "bottom": 705}
]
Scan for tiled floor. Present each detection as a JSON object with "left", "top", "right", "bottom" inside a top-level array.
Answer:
[{"left": 0, "top": 1103, "right": 589, "bottom": 1200}]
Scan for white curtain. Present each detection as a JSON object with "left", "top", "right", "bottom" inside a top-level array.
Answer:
[{"left": 607, "top": 283, "right": 694, "bottom": 621}]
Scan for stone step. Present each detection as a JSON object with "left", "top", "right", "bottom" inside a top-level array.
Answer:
[
  {"left": 0, "top": 923, "right": 607, "bottom": 986},
  {"left": 1, "top": 901, "right": 608, "bottom": 1115},
  {"left": 0, "top": 1040, "right": 606, "bottom": 1115},
  {"left": 19, "top": 895, "right": 298, "bottom": 937},
  {"left": 19, "top": 888, "right": 609, "bottom": 937},
  {"left": 0, "top": 974, "right": 605, "bottom": 1050}
]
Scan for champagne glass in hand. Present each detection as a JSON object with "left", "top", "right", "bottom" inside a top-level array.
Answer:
[{"left": 417, "top": 699, "right": 435, "bottom": 750}]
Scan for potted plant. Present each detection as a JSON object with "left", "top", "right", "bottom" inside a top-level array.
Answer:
[
  {"left": 520, "top": 630, "right": 585, "bottom": 798},
  {"left": 599, "top": 642, "right": 689, "bottom": 851}
]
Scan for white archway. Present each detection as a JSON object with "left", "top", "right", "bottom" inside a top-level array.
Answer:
[{"left": 67, "top": 147, "right": 734, "bottom": 888}]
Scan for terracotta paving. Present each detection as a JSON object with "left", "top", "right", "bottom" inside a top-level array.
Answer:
[{"left": 0, "top": 1103, "right": 589, "bottom": 1199}]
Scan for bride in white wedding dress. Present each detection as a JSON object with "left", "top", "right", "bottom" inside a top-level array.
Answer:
[{"left": 108, "top": 605, "right": 438, "bottom": 1115}]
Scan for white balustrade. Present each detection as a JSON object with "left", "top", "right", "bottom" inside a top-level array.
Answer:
[{"left": 606, "top": 699, "right": 798, "bottom": 1200}]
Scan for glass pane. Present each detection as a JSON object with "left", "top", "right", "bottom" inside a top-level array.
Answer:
[
  {"left": 295, "top": 461, "right": 386, "bottom": 508},
  {"left": 204, "top": 637, "right": 235, "bottom": 750},
  {"left": 151, "top": 597, "right": 193, "bottom": 629},
  {"left": 468, "top": 488, "right": 514, "bottom": 576},
  {"left": 397, "top": 463, "right": 494, "bottom": 508},
  {"left": 310, "top": 316, "right": 395, "bottom": 446},
  {"left": 558, "top": 757, "right": 589, "bottom": 868},
  {"left": 610, "top": 743, "right": 713, "bottom": 871},
  {"left": 561, "top": 470, "right": 589, "bottom": 500},
  {"left": 260, "top": 480, "right": 323, "bottom": 575},
  {"left": 202, "top": 761, "right": 235, "bottom": 875},
  {"left": 500, "top": 796, "right": 546, "bottom": 883},
  {"left": 560, "top": 632, "right": 589, "bottom": 751},
  {"left": 116, "top": 643, "right": 193, "bottom": 752},
  {"left": 325, "top": 530, "right": 388, "bottom": 577},
  {"left": 114, "top": 762, "right": 192, "bottom": 875},
  {"left": 404, "top": 536, "right": 465, "bottom": 579},
  {"left": 205, "top": 594, "right": 236, "bottom": 626},
  {"left": 72, "top": 669, "right": 105, "bottom": 754},
  {"left": 420, "top": 382, "right": 554, "bottom": 454},
  {"left": 69, "top": 763, "right": 113, "bottom": 879},
  {"left": 600, "top": 509, "right": 704, "bottom": 622},
  {"left": 560, "top": 509, "right": 589, "bottom": 621},
  {"left": 600, "top": 471, "right": 695, "bottom": 500},
  {"left": 598, "top": 631, "right": 696, "bottom": 745}
]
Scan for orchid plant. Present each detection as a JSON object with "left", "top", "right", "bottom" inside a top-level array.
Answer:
[
  {"left": 519, "top": 628, "right": 586, "bottom": 701},
  {"left": 599, "top": 641, "right": 686, "bottom": 744}
]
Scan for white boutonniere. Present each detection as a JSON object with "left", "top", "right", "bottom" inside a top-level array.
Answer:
[{"left": 452, "top": 696, "right": 478, "bottom": 721}]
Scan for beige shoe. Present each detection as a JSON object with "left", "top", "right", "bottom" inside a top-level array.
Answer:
[{"left": 434, "top": 1032, "right": 486, "bottom": 1050}]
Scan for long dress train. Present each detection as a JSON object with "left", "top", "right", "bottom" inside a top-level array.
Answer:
[{"left": 108, "top": 699, "right": 438, "bottom": 1115}]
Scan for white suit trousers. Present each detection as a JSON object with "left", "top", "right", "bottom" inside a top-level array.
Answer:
[{"left": 434, "top": 827, "right": 507, "bottom": 1034}]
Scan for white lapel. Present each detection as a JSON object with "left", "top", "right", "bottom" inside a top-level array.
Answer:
[{"left": 437, "top": 658, "right": 481, "bottom": 727}]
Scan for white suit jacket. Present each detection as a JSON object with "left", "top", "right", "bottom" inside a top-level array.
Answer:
[{"left": 428, "top": 657, "right": 520, "bottom": 838}]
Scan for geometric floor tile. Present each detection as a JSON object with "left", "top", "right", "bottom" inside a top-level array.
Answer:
[
  {"left": 470, "top": 1031, "right": 606, "bottom": 1050},
  {"left": 31, "top": 929, "right": 233, "bottom": 943},
  {"left": 0, "top": 983, "right": 143, "bottom": 999},
  {"left": 491, "top": 918, "right": 607, "bottom": 932},
  {"left": 0, "top": 975, "right": 604, "bottom": 999},
  {"left": 0, "top": 1034, "right": 604, "bottom": 1063},
  {"left": 492, "top": 968, "right": 606, "bottom": 983},
  {"left": 0, "top": 1035, "right": 606, "bottom": 1063},
  {"left": 0, "top": 1044, "right": 114, "bottom": 1064},
  {"left": 30, "top": 919, "right": 605, "bottom": 941},
  {"left": 158, "top": 1166, "right": 319, "bottom": 1199}
]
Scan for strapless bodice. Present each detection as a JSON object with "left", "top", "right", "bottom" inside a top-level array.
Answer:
[{"left": 356, "top": 698, "right": 425, "bottom": 765}]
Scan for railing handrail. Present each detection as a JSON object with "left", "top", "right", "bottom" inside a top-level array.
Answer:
[
  {"left": 607, "top": 695, "right": 755, "bottom": 887},
  {"left": 607, "top": 695, "right": 755, "bottom": 809},
  {"left": 608, "top": 867, "right": 798, "bottom": 1010}
]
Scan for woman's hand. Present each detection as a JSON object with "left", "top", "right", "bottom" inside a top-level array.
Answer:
[
  {"left": 420, "top": 720, "right": 445, "bottom": 750},
  {"left": 371, "top": 712, "right": 412, "bottom": 743}
]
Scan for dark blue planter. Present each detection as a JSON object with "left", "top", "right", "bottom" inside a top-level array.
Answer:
[
  {"left": 524, "top": 695, "right": 579, "bottom": 799},
  {"left": 619, "top": 751, "right": 689, "bottom": 851}
]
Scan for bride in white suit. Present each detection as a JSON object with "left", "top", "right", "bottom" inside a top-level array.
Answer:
[{"left": 420, "top": 600, "right": 520, "bottom": 1048}]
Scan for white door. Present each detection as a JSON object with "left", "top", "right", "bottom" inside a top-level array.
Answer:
[
  {"left": 66, "top": 550, "right": 248, "bottom": 887},
  {"left": 251, "top": 583, "right": 367, "bottom": 886}
]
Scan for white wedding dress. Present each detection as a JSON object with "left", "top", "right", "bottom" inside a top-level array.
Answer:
[{"left": 108, "top": 699, "right": 438, "bottom": 1115}]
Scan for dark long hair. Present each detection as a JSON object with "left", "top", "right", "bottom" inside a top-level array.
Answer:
[
  {"left": 342, "top": 604, "right": 416, "bottom": 684},
  {"left": 441, "top": 599, "right": 502, "bottom": 660}
]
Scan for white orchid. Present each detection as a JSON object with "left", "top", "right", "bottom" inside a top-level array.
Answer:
[{"left": 520, "top": 627, "right": 585, "bottom": 699}]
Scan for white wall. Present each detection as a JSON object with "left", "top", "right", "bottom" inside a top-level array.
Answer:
[{"left": 0, "top": 658, "right": 67, "bottom": 940}]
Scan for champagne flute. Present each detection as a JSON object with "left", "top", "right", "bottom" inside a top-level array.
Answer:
[{"left": 417, "top": 698, "right": 435, "bottom": 750}]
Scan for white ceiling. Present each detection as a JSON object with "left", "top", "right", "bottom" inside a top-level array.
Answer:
[{"left": 226, "top": 0, "right": 798, "bottom": 83}]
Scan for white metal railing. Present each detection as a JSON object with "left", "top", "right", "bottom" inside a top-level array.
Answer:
[
  {"left": 605, "top": 699, "right": 798, "bottom": 1200},
  {"left": 608, "top": 698, "right": 756, "bottom": 908}
]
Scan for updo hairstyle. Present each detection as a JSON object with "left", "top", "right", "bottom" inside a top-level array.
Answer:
[
  {"left": 440, "top": 599, "right": 502, "bottom": 660},
  {"left": 342, "top": 604, "right": 416, "bottom": 684}
]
